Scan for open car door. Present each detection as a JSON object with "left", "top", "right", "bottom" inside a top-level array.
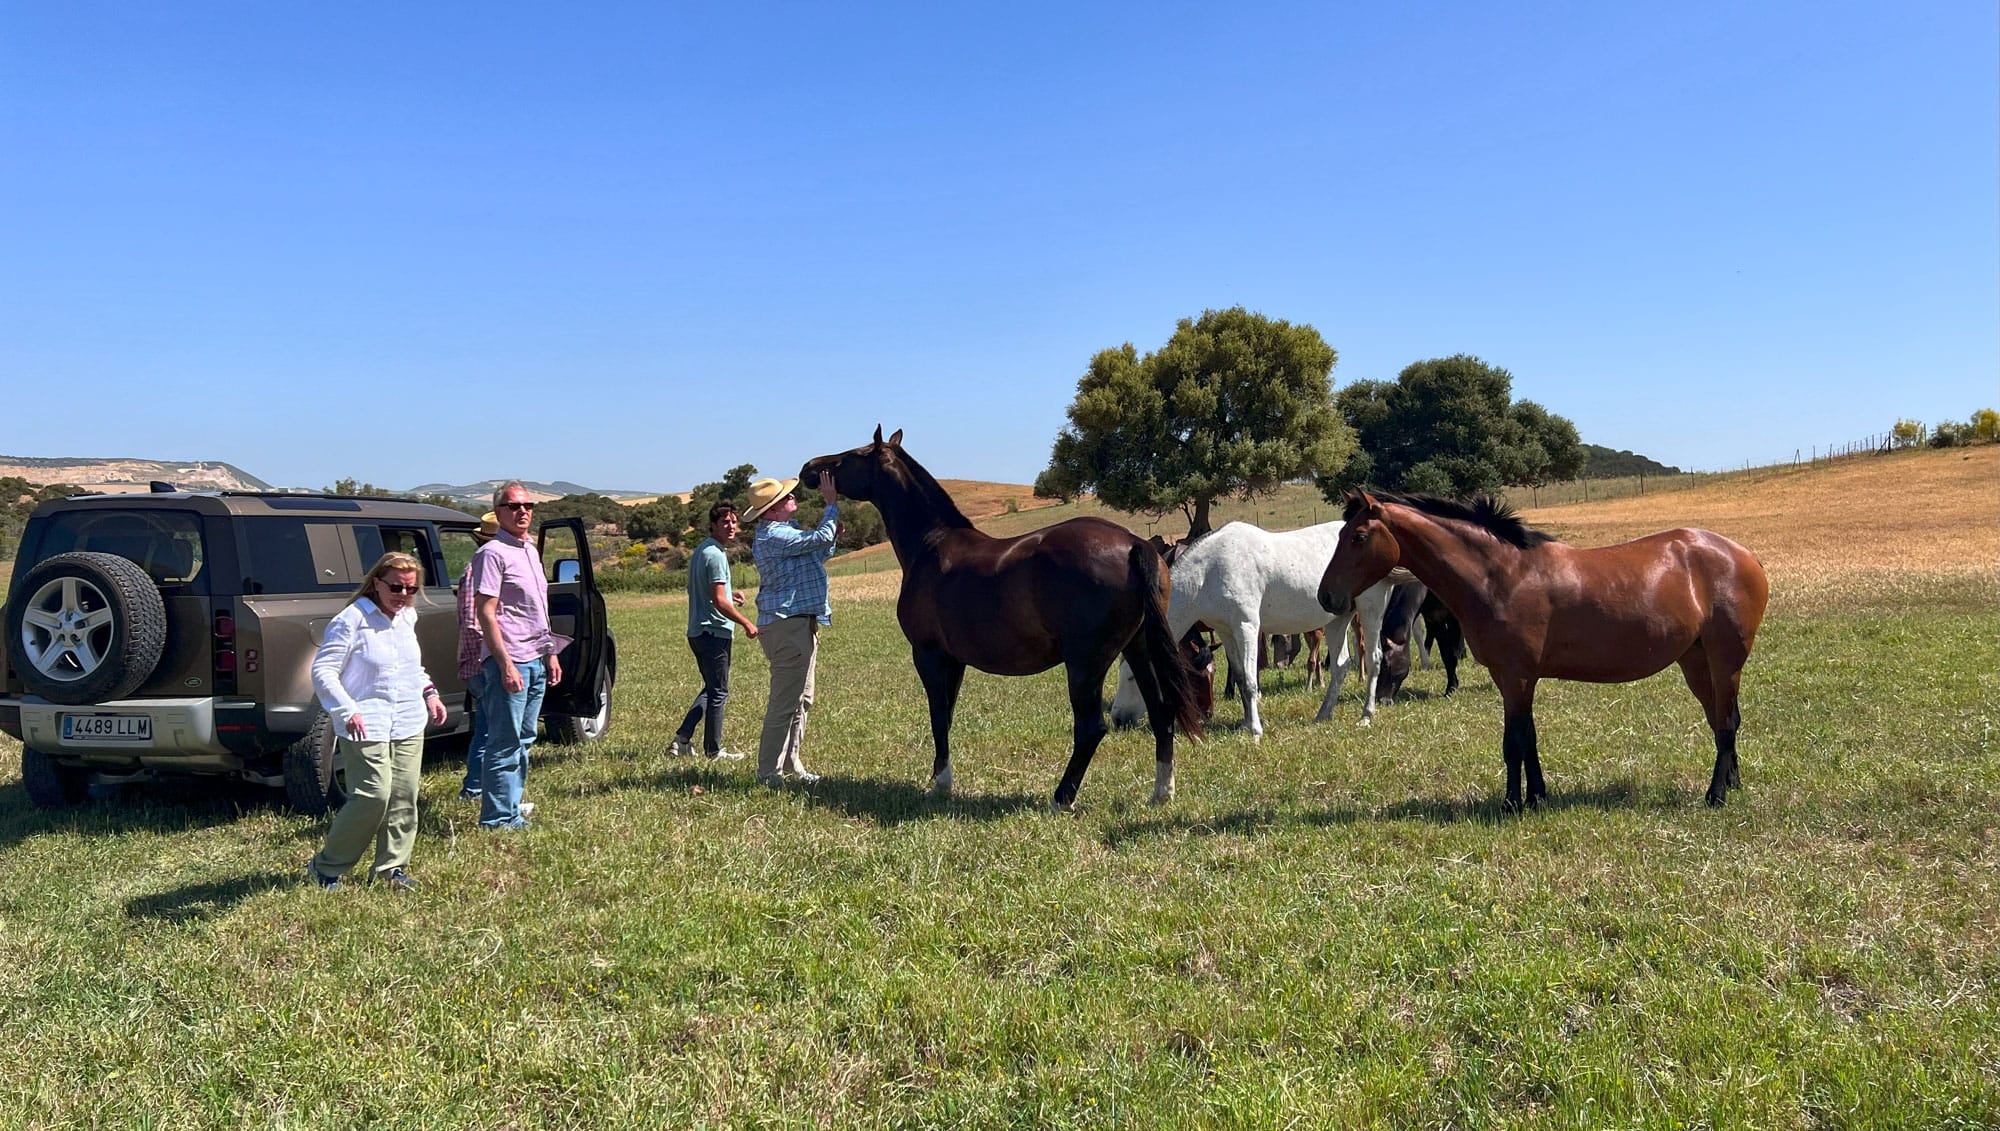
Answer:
[{"left": 535, "top": 517, "right": 616, "bottom": 743}]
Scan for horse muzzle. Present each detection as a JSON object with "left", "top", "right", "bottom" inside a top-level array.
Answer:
[{"left": 1318, "top": 585, "right": 1351, "bottom": 618}]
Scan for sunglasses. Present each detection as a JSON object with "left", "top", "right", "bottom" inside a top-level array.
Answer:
[
  {"left": 381, "top": 582, "right": 421, "bottom": 594},
  {"left": 499, "top": 501, "right": 537, "bottom": 511}
]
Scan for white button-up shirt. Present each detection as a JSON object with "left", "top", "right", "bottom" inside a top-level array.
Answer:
[{"left": 311, "top": 597, "right": 435, "bottom": 740}]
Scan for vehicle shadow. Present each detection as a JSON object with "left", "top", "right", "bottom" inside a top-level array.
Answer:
[
  {"left": 124, "top": 872, "right": 292, "bottom": 924},
  {"left": 0, "top": 779, "right": 272, "bottom": 854},
  {"left": 1099, "top": 780, "right": 1676, "bottom": 849}
]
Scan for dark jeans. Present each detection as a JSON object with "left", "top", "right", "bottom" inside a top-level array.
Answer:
[{"left": 675, "top": 632, "right": 733, "bottom": 754}]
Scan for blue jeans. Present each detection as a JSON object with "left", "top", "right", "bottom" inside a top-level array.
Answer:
[
  {"left": 461, "top": 669, "right": 490, "bottom": 797},
  {"left": 478, "top": 655, "right": 546, "bottom": 828}
]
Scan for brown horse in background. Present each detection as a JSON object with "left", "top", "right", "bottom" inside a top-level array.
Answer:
[
  {"left": 1319, "top": 491, "right": 1768, "bottom": 810},
  {"left": 801, "top": 428, "right": 1203, "bottom": 812}
]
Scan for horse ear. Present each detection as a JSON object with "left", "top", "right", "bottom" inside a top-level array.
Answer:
[
  {"left": 888, "top": 428, "right": 903, "bottom": 446},
  {"left": 872, "top": 425, "right": 884, "bottom": 448}
]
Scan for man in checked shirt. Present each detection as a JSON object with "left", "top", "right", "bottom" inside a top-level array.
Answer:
[{"left": 743, "top": 469, "right": 839, "bottom": 787}]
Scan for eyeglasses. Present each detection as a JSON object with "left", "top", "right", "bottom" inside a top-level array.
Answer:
[
  {"left": 499, "top": 501, "right": 537, "bottom": 511},
  {"left": 382, "top": 582, "right": 421, "bottom": 594}
]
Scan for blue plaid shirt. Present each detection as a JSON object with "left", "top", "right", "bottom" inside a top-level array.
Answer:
[{"left": 753, "top": 504, "right": 839, "bottom": 626}]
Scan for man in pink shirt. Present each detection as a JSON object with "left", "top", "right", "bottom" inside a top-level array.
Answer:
[{"left": 470, "top": 481, "right": 570, "bottom": 829}]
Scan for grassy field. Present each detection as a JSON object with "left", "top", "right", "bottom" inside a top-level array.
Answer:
[{"left": 0, "top": 447, "right": 1994, "bottom": 1127}]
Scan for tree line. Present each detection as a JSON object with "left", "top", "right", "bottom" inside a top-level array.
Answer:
[{"left": 1035, "top": 307, "right": 1590, "bottom": 537}]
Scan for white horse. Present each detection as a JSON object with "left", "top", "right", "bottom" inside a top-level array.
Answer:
[{"left": 1110, "top": 520, "right": 1396, "bottom": 737}]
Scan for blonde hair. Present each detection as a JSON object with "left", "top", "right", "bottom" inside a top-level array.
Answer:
[{"left": 350, "top": 551, "right": 426, "bottom": 606}]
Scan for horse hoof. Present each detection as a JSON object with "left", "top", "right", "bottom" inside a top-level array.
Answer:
[
  {"left": 1050, "top": 798, "right": 1078, "bottom": 816},
  {"left": 1149, "top": 787, "right": 1174, "bottom": 806},
  {"left": 1356, "top": 716, "right": 1373, "bottom": 729},
  {"left": 1704, "top": 792, "right": 1727, "bottom": 808},
  {"left": 929, "top": 770, "right": 954, "bottom": 798}
]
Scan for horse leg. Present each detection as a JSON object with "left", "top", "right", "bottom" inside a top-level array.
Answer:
[
  {"left": 1051, "top": 660, "right": 1111, "bottom": 813},
  {"left": 1119, "top": 637, "right": 1178, "bottom": 805},
  {"left": 1223, "top": 619, "right": 1264, "bottom": 738},
  {"left": 1497, "top": 678, "right": 1541, "bottom": 811},
  {"left": 1678, "top": 639, "right": 1746, "bottom": 806},
  {"left": 913, "top": 649, "right": 966, "bottom": 797},
  {"left": 1313, "top": 614, "right": 1354, "bottom": 722},
  {"left": 1355, "top": 584, "right": 1389, "bottom": 726}
]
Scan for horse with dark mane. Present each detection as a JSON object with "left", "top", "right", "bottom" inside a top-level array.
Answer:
[
  {"left": 801, "top": 428, "right": 1204, "bottom": 812},
  {"left": 1319, "top": 491, "right": 1768, "bottom": 810}
]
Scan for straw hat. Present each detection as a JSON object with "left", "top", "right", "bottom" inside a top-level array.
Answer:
[
  {"left": 476, "top": 511, "right": 500, "bottom": 539},
  {"left": 743, "top": 476, "right": 800, "bottom": 522}
]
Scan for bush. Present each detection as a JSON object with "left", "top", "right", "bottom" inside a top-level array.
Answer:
[
  {"left": 594, "top": 562, "right": 760, "bottom": 594},
  {"left": 1970, "top": 408, "right": 1999, "bottom": 442},
  {"left": 1929, "top": 420, "right": 1972, "bottom": 448}
]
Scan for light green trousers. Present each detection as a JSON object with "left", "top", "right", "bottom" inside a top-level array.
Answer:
[{"left": 312, "top": 734, "right": 423, "bottom": 880}]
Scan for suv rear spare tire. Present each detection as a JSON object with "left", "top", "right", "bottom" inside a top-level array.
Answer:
[
  {"left": 6, "top": 551, "right": 169, "bottom": 705},
  {"left": 283, "top": 712, "right": 347, "bottom": 815}
]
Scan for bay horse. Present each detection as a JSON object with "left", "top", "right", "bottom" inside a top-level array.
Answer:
[
  {"left": 800, "top": 428, "right": 1204, "bottom": 812},
  {"left": 1318, "top": 491, "right": 1768, "bottom": 809},
  {"left": 1110, "top": 520, "right": 1395, "bottom": 735}
]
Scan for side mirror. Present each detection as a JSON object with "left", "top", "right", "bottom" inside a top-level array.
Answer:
[{"left": 553, "top": 559, "right": 581, "bottom": 584}]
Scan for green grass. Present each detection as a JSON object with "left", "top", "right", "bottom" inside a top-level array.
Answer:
[{"left": 0, "top": 582, "right": 1995, "bottom": 1127}]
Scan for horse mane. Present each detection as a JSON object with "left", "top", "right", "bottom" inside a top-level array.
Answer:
[
  {"left": 1344, "top": 490, "right": 1558, "bottom": 550},
  {"left": 886, "top": 443, "right": 974, "bottom": 531}
]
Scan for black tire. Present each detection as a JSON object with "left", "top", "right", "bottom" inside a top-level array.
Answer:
[
  {"left": 547, "top": 665, "right": 613, "bottom": 745},
  {"left": 21, "top": 747, "right": 90, "bottom": 809},
  {"left": 6, "top": 551, "right": 168, "bottom": 705},
  {"left": 283, "top": 712, "right": 347, "bottom": 815}
]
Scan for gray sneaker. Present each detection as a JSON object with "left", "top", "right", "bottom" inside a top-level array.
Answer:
[
  {"left": 706, "top": 748, "right": 745, "bottom": 761},
  {"left": 669, "top": 736, "right": 695, "bottom": 757}
]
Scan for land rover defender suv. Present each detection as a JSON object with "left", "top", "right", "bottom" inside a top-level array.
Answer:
[{"left": 1, "top": 487, "right": 615, "bottom": 812}]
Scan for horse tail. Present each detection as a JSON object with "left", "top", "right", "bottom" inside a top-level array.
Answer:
[{"left": 1128, "top": 541, "right": 1205, "bottom": 739}]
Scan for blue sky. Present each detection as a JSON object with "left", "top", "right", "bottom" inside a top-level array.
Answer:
[{"left": 4, "top": 2, "right": 1994, "bottom": 493}]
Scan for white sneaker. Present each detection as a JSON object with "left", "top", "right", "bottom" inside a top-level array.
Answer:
[
  {"left": 669, "top": 736, "right": 694, "bottom": 757},
  {"left": 519, "top": 801, "right": 537, "bottom": 817},
  {"left": 791, "top": 770, "right": 822, "bottom": 785},
  {"left": 706, "top": 748, "right": 745, "bottom": 761}
]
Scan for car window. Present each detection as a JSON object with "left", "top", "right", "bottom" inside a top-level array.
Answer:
[
  {"left": 438, "top": 528, "right": 481, "bottom": 587},
  {"left": 377, "top": 526, "right": 444, "bottom": 587},
  {"left": 538, "top": 522, "right": 580, "bottom": 583},
  {"left": 243, "top": 518, "right": 367, "bottom": 593},
  {"left": 32, "top": 510, "right": 209, "bottom": 593}
]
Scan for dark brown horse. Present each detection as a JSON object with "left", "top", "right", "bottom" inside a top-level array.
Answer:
[
  {"left": 801, "top": 428, "right": 1204, "bottom": 811},
  {"left": 1318, "top": 491, "right": 1769, "bottom": 809}
]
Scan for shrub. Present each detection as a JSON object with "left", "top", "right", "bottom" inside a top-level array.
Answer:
[
  {"left": 1929, "top": 420, "right": 1971, "bottom": 448},
  {"left": 1970, "top": 408, "right": 1999, "bottom": 442},
  {"left": 1891, "top": 419, "right": 1928, "bottom": 449}
]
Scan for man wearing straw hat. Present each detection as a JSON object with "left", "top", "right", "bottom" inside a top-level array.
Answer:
[{"left": 743, "top": 469, "right": 839, "bottom": 786}]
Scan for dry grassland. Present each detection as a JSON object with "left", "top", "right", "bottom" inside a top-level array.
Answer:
[{"left": 1520, "top": 445, "right": 1997, "bottom": 611}]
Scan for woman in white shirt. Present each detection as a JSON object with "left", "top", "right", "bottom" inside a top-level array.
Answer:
[{"left": 304, "top": 551, "right": 446, "bottom": 891}]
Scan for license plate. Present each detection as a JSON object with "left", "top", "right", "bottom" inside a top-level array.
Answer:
[{"left": 60, "top": 713, "right": 152, "bottom": 743}]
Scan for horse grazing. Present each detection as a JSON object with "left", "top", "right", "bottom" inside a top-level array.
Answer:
[
  {"left": 1376, "top": 583, "right": 1464, "bottom": 704},
  {"left": 800, "top": 428, "right": 1204, "bottom": 812},
  {"left": 1319, "top": 491, "right": 1769, "bottom": 810},
  {"left": 1111, "top": 520, "right": 1395, "bottom": 736}
]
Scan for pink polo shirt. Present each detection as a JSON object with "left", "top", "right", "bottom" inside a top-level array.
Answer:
[{"left": 469, "top": 532, "right": 570, "bottom": 664}]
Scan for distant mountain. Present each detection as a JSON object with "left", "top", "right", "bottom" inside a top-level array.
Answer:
[
  {"left": 1581, "top": 444, "right": 1681, "bottom": 479},
  {"left": 0, "top": 455, "right": 270, "bottom": 493},
  {"left": 405, "top": 479, "right": 659, "bottom": 509}
]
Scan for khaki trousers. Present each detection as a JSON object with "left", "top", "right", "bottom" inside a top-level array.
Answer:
[
  {"left": 312, "top": 734, "right": 423, "bottom": 879},
  {"left": 757, "top": 615, "right": 819, "bottom": 779}
]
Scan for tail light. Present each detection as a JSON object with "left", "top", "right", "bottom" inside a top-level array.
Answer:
[{"left": 213, "top": 611, "right": 238, "bottom": 692}]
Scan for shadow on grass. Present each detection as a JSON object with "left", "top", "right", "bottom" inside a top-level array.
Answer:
[
  {"left": 1100, "top": 779, "right": 1686, "bottom": 849},
  {"left": 0, "top": 778, "right": 272, "bottom": 854},
  {"left": 566, "top": 765, "right": 1047, "bottom": 825},
  {"left": 125, "top": 871, "right": 293, "bottom": 923}
]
